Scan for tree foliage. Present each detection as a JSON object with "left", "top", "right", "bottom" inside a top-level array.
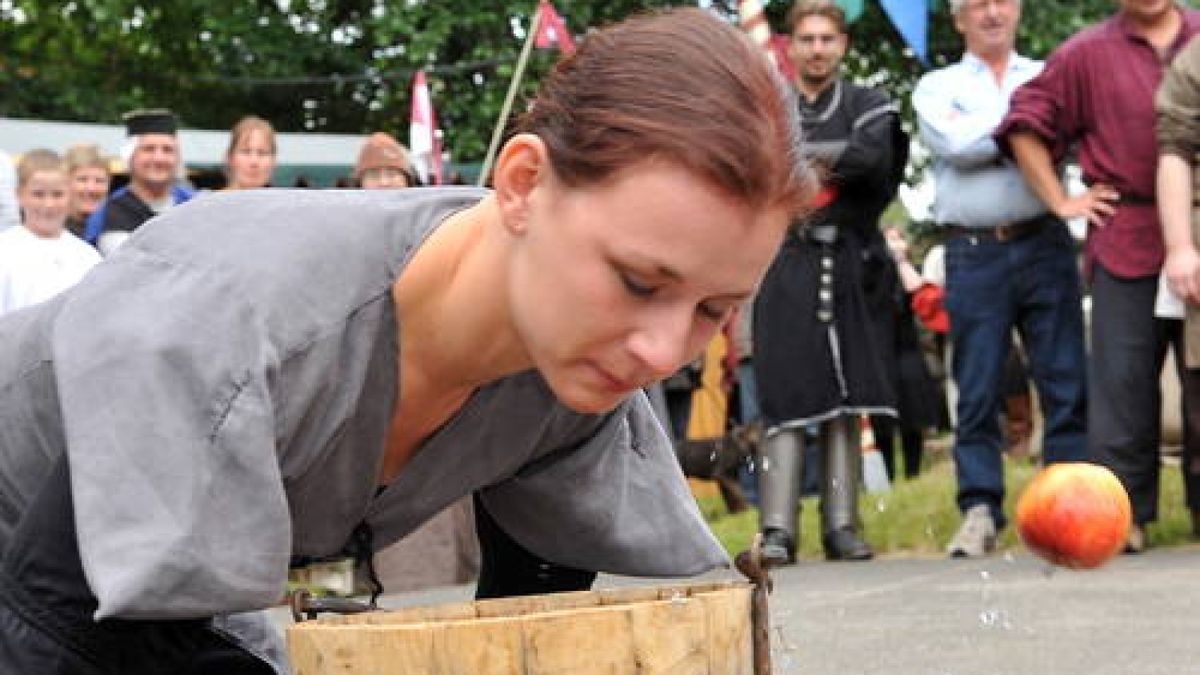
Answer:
[
  {"left": 0, "top": 0, "right": 1164, "bottom": 165},
  {"left": 0, "top": 1, "right": 692, "bottom": 164}
]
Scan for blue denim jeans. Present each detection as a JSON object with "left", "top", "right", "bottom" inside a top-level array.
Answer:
[{"left": 944, "top": 219, "right": 1087, "bottom": 529}]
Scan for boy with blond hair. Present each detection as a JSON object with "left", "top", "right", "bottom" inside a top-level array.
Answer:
[{"left": 0, "top": 149, "right": 101, "bottom": 316}]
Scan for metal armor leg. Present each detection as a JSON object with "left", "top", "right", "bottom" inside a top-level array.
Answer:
[
  {"left": 758, "top": 427, "right": 804, "bottom": 564},
  {"left": 819, "top": 416, "right": 873, "bottom": 560}
]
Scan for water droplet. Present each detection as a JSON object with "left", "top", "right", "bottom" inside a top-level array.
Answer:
[
  {"left": 979, "top": 609, "right": 1014, "bottom": 630},
  {"left": 773, "top": 624, "right": 799, "bottom": 653}
]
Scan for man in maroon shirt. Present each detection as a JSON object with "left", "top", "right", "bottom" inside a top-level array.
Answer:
[{"left": 995, "top": 0, "right": 1200, "bottom": 552}]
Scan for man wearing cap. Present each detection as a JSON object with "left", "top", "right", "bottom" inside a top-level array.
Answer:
[{"left": 84, "top": 109, "right": 194, "bottom": 255}]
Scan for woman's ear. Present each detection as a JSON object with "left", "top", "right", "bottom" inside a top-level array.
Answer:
[{"left": 492, "top": 133, "right": 549, "bottom": 235}]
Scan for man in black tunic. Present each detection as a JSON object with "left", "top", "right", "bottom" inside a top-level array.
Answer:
[
  {"left": 754, "top": 0, "right": 907, "bottom": 564},
  {"left": 84, "top": 108, "right": 194, "bottom": 255}
]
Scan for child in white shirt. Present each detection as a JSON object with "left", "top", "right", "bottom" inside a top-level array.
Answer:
[{"left": 0, "top": 149, "right": 101, "bottom": 316}]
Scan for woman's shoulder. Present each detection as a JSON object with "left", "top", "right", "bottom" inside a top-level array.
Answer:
[
  {"left": 150, "top": 188, "right": 482, "bottom": 257},
  {"left": 126, "top": 187, "right": 486, "bottom": 303}
]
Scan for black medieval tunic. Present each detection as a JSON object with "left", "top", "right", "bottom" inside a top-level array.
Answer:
[{"left": 753, "top": 79, "right": 907, "bottom": 431}]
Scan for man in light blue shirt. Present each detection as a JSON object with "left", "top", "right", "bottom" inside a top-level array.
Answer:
[{"left": 912, "top": 0, "right": 1087, "bottom": 557}]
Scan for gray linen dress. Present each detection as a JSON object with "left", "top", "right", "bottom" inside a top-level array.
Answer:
[{"left": 0, "top": 187, "right": 727, "bottom": 666}]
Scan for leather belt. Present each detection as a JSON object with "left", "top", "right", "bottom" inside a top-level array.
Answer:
[
  {"left": 1117, "top": 194, "right": 1154, "bottom": 205},
  {"left": 943, "top": 214, "right": 1053, "bottom": 243}
]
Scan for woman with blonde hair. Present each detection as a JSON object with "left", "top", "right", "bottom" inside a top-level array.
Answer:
[
  {"left": 224, "top": 115, "right": 277, "bottom": 189},
  {"left": 62, "top": 144, "right": 111, "bottom": 238}
]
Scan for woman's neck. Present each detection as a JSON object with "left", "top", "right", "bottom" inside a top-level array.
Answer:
[{"left": 393, "top": 195, "right": 532, "bottom": 394}]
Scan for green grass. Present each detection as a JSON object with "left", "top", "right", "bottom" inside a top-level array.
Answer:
[{"left": 700, "top": 455, "right": 1195, "bottom": 561}]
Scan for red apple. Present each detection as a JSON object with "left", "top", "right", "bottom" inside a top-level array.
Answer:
[{"left": 1016, "top": 462, "right": 1132, "bottom": 569}]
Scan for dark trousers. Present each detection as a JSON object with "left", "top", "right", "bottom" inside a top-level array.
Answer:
[
  {"left": 1187, "top": 393, "right": 1200, "bottom": 514},
  {"left": 872, "top": 415, "right": 923, "bottom": 480},
  {"left": 945, "top": 219, "right": 1088, "bottom": 529},
  {"left": 473, "top": 494, "right": 596, "bottom": 599},
  {"left": 0, "top": 459, "right": 273, "bottom": 675},
  {"left": 1088, "top": 264, "right": 1200, "bottom": 523}
]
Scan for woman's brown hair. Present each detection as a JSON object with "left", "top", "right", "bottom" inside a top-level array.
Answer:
[{"left": 516, "top": 7, "right": 814, "bottom": 216}]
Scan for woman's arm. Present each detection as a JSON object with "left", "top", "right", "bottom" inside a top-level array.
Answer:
[{"left": 53, "top": 255, "right": 289, "bottom": 620}]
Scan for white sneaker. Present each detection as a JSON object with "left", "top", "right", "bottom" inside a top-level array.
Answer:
[{"left": 947, "top": 504, "right": 997, "bottom": 558}]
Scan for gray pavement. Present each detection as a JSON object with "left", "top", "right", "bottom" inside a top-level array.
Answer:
[{"left": 279, "top": 545, "right": 1200, "bottom": 674}]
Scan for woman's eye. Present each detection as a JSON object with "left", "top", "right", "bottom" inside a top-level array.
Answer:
[
  {"left": 697, "top": 302, "right": 729, "bottom": 322},
  {"left": 620, "top": 271, "right": 656, "bottom": 297}
]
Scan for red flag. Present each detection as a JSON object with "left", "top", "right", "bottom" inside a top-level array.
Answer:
[
  {"left": 768, "top": 34, "right": 797, "bottom": 83},
  {"left": 534, "top": 0, "right": 575, "bottom": 55},
  {"left": 410, "top": 70, "right": 442, "bottom": 185},
  {"left": 739, "top": 0, "right": 796, "bottom": 81}
]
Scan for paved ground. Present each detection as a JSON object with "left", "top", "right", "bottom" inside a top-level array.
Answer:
[
  {"left": 758, "top": 547, "right": 1200, "bottom": 674},
  {"left": 279, "top": 545, "right": 1200, "bottom": 674}
]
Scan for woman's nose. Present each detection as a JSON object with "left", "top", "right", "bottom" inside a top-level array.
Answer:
[{"left": 627, "top": 312, "right": 693, "bottom": 380}]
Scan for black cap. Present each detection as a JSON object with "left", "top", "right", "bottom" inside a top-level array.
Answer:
[{"left": 123, "top": 108, "right": 178, "bottom": 136}]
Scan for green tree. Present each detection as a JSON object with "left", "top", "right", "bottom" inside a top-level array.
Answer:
[
  {"left": 0, "top": 1, "right": 692, "bottom": 165},
  {"left": 0, "top": 0, "right": 1167, "bottom": 166}
]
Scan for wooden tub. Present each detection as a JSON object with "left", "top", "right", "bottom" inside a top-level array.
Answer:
[{"left": 287, "top": 582, "right": 753, "bottom": 674}]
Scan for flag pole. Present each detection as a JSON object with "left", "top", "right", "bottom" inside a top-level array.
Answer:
[{"left": 477, "top": 4, "right": 542, "bottom": 187}]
